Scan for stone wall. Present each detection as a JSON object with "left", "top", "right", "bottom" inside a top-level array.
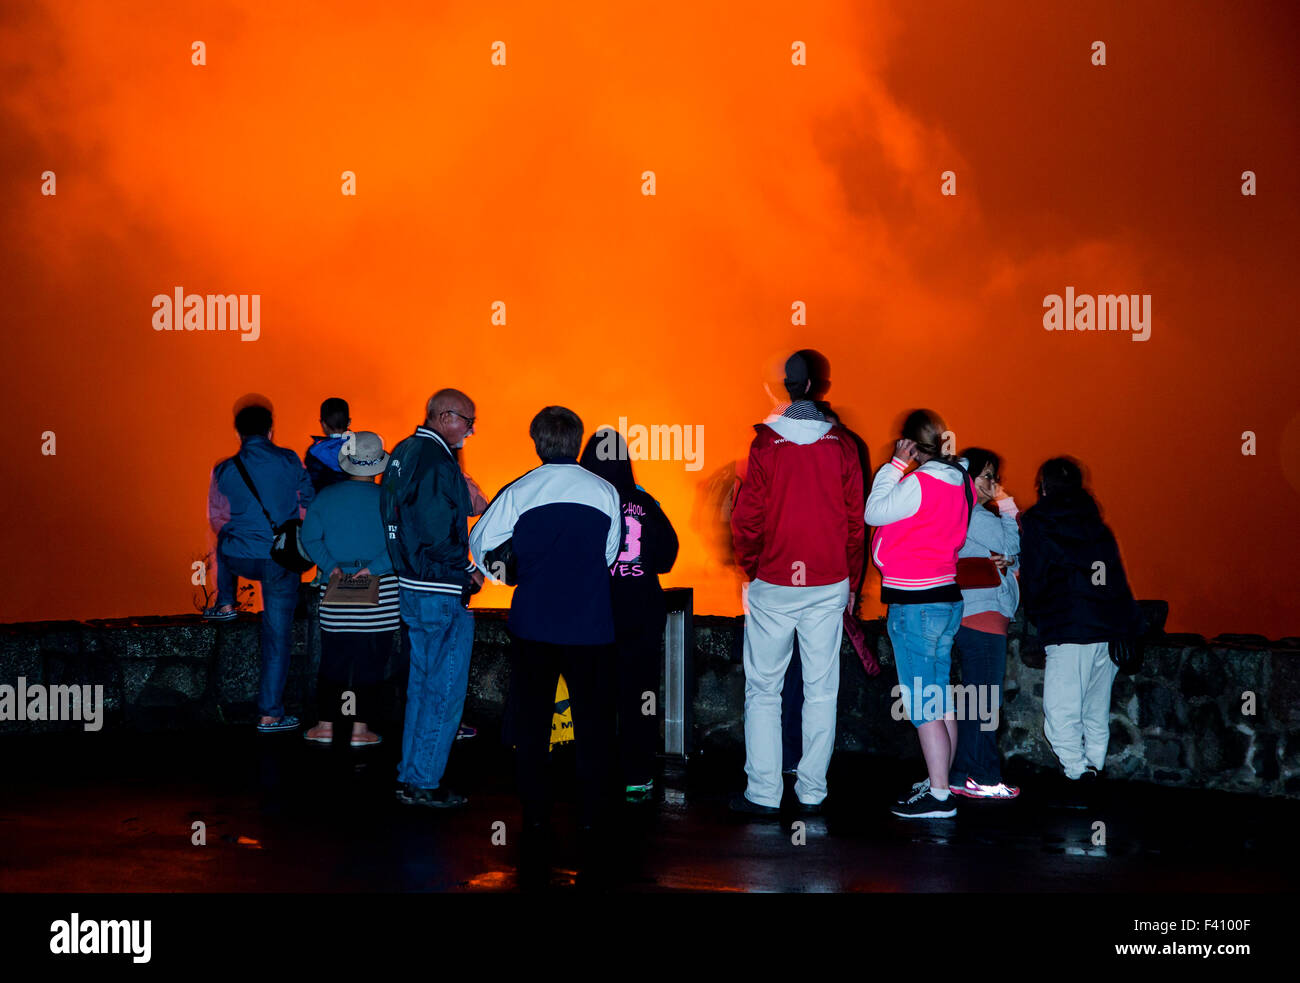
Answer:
[{"left": 2, "top": 591, "right": 1297, "bottom": 798}]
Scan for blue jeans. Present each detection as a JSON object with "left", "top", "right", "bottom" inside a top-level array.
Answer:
[
  {"left": 886, "top": 602, "right": 962, "bottom": 726},
  {"left": 950, "top": 625, "right": 1006, "bottom": 785},
  {"left": 217, "top": 547, "right": 301, "bottom": 719},
  {"left": 398, "top": 591, "right": 474, "bottom": 789}
]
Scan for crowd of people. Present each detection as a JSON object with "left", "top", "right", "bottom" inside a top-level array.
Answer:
[{"left": 204, "top": 354, "right": 1144, "bottom": 878}]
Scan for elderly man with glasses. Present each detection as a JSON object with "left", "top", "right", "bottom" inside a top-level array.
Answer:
[{"left": 381, "top": 388, "right": 484, "bottom": 808}]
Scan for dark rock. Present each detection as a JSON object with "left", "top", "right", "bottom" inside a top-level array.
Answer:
[
  {"left": 1211, "top": 633, "right": 1270, "bottom": 647},
  {"left": 1190, "top": 704, "right": 1249, "bottom": 773},
  {"left": 1268, "top": 653, "right": 1300, "bottom": 728},
  {"left": 1136, "top": 682, "right": 1184, "bottom": 730},
  {"left": 1109, "top": 719, "right": 1134, "bottom": 752},
  {"left": 1180, "top": 649, "right": 1227, "bottom": 699},
  {"left": 1111, "top": 675, "right": 1135, "bottom": 712},
  {"left": 1143, "top": 646, "right": 1185, "bottom": 680},
  {"left": 1144, "top": 738, "right": 1183, "bottom": 768},
  {"left": 1252, "top": 732, "right": 1279, "bottom": 782}
]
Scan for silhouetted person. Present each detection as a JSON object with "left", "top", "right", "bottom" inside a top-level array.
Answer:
[
  {"left": 206, "top": 400, "right": 314, "bottom": 732},
  {"left": 1020, "top": 457, "right": 1142, "bottom": 786},
  {"left": 580, "top": 428, "right": 680, "bottom": 800}
]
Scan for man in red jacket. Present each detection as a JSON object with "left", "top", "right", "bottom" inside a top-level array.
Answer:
[{"left": 729, "top": 352, "right": 865, "bottom": 814}]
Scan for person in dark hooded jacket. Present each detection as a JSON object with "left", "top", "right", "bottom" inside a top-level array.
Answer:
[
  {"left": 580, "top": 428, "right": 679, "bottom": 799},
  {"left": 1019, "top": 457, "right": 1143, "bottom": 783}
]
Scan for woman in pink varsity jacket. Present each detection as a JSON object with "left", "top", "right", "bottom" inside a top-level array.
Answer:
[{"left": 865, "top": 409, "right": 975, "bottom": 820}]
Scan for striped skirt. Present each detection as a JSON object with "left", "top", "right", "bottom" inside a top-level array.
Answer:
[{"left": 319, "top": 574, "right": 401, "bottom": 633}]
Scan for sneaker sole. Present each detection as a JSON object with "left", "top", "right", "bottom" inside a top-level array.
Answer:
[{"left": 891, "top": 808, "right": 957, "bottom": 818}]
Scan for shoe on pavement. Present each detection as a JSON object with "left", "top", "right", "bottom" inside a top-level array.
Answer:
[
  {"left": 950, "top": 776, "right": 1020, "bottom": 799},
  {"left": 728, "top": 794, "right": 780, "bottom": 816},
  {"left": 257, "top": 715, "right": 300, "bottom": 733},
  {"left": 396, "top": 784, "right": 468, "bottom": 809},
  {"left": 891, "top": 788, "right": 957, "bottom": 819}
]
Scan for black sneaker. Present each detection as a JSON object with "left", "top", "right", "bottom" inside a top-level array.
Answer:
[
  {"left": 396, "top": 783, "right": 468, "bottom": 809},
  {"left": 890, "top": 788, "right": 957, "bottom": 819},
  {"left": 728, "top": 794, "right": 780, "bottom": 816}
]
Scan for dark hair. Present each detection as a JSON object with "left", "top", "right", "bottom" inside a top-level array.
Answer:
[
  {"left": 580, "top": 429, "right": 635, "bottom": 496},
  {"left": 1037, "top": 456, "right": 1085, "bottom": 498},
  {"left": 234, "top": 404, "right": 272, "bottom": 437},
  {"left": 319, "top": 397, "right": 350, "bottom": 430},
  {"left": 902, "top": 408, "right": 947, "bottom": 458},
  {"left": 529, "top": 406, "right": 583, "bottom": 461},
  {"left": 960, "top": 447, "right": 1002, "bottom": 482},
  {"left": 783, "top": 349, "right": 831, "bottom": 403}
]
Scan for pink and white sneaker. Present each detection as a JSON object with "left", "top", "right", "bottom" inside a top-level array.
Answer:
[{"left": 950, "top": 777, "right": 1020, "bottom": 799}]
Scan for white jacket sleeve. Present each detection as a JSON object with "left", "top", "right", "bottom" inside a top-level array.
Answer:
[
  {"left": 468, "top": 487, "right": 517, "bottom": 583},
  {"left": 864, "top": 457, "right": 923, "bottom": 527}
]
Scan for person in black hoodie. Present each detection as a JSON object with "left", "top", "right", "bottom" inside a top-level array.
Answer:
[
  {"left": 580, "top": 429, "right": 680, "bottom": 800},
  {"left": 1019, "top": 457, "right": 1143, "bottom": 784}
]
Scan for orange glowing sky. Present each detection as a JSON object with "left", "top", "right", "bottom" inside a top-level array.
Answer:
[{"left": 2, "top": 1, "right": 1297, "bottom": 637}]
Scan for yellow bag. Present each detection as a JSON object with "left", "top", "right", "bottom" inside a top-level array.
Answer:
[{"left": 549, "top": 674, "right": 574, "bottom": 749}]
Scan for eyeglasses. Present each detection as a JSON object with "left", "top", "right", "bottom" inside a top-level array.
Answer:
[{"left": 444, "top": 409, "right": 475, "bottom": 429}]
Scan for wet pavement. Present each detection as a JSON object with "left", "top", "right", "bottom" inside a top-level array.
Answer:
[{"left": 2, "top": 726, "right": 1297, "bottom": 893}]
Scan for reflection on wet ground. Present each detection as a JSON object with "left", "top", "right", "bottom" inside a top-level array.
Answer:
[{"left": 1, "top": 727, "right": 1295, "bottom": 893}]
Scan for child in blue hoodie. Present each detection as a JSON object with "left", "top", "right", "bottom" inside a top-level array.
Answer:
[{"left": 305, "top": 397, "right": 352, "bottom": 493}]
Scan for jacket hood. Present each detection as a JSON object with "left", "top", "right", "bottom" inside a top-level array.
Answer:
[
  {"left": 579, "top": 430, "right": 636, "bottom": 496},
  {"left": 761, "top": 414, "right": 832, "bottom": 445}
]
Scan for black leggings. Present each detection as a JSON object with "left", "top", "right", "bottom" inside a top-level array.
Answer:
[{"left": 615, "top": 619, "right": 665, "bottom": 787}]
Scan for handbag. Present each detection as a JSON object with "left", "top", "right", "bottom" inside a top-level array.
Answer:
[
  {"left": 321, "top": 570, "right": 380, "bottom": 605},
  {"left": 1108, "top": 637, "right": 1145, "bottom": 674},
  {"left": 956, "top": 556, "right": 1002, "bottom": 589},
  {"left": 232, "top": 455, "right": 316, "bottom": 574}
]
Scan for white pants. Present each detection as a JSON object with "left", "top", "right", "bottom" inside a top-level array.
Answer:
[
  {"left": 742, "top": 578, "right": 849, "bottom": 807},
  {"left": 1043, "top": 642, "right": 1119, "bottom": 779}
]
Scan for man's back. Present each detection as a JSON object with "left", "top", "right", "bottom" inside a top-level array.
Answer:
[
  {"left": 471, "top": 462, "right": 620, "bottom": 645},
  {"left": 731, "top": 413, "right": 865, "bottom": 590},
  {"left": 211, "top": 436, "right": 312, "bottom": 559}
]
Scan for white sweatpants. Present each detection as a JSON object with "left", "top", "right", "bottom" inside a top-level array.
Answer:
[
  {"left": 742, "top": 578, "right": 849, "bottom": 807},
  {"left": 1043, "top": 642, "right": 1119, "bottom": 779}
]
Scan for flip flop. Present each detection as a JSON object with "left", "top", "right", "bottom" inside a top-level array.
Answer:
[
  {"left": 303, "top": 731, "right": 333, "bottom": 744},
  {"left": 350, "top": 734, "right": 382, "bottom": 748}
]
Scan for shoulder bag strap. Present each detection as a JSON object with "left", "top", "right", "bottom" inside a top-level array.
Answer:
[{"left": 232, "top": 454, "right": 277, "bottom": 531}]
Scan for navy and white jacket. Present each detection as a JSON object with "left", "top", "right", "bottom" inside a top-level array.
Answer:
[{"left": 470, "top": 458, "right": 621, "bottom": 645}]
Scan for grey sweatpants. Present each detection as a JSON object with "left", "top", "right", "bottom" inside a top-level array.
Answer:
[{"left": 1043, "top": 642, "right": 1118, "bottom": 779}]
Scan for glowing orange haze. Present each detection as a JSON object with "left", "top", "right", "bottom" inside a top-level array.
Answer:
[{"left": 2, "top": 2, "right": 1297, "bottom": 637}]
